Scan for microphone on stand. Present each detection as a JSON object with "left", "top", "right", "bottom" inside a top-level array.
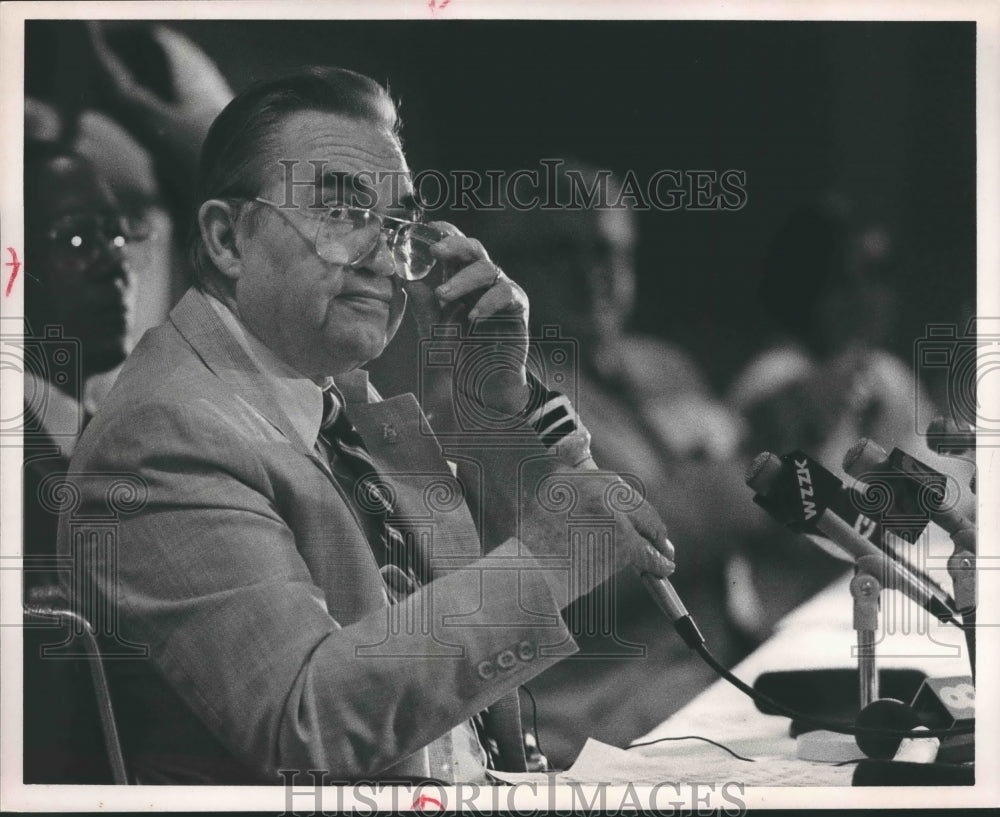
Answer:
[
  {"left": 925, "top": 416, "right": 977, "bottom": 495},
  {"left": 843, "top": 437, "right": 976, "bottom": 676},
  {"left": 925, "top": 415, "right": 975, "bottom": 455},
  {"left": 745, "top": 451, "right": 960, "bottom": 626},
  {"left": 843, "top": 438, "right": 975, "bottom": 541},
  {"left": 747, "top": 451, "right": 975, "bottom": 776}
]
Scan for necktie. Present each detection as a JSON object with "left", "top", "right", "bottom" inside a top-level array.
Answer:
[
  {"left": 320, "top": 385, "right": 501, "bottom": 773},
  {"left": 318, "top": 385, "right": 424, "bottom": 587}
]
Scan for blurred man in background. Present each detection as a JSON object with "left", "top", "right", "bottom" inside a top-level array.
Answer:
[
  {"left": 377, "top": 163, "right": 752, "bottom": 766},
  {"left": 21, "top": 137, "right": 148, "bottom": 782},
  {"left": 727, "top": 195, "right": 976, "bottom": 636},
  {"left": 22, "top": 22, "right": 233, "bottom": 783},
  {"left": 22, "top": 138, "right": 143, "bottom": 588}
]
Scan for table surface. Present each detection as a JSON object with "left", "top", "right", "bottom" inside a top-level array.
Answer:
[{"left": 627, "top": 538, "right": 972, "bottom": 786}]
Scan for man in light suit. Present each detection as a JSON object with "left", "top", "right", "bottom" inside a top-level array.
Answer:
[{"left": 57, "top": 66, "right": 675, "bottom": 784}]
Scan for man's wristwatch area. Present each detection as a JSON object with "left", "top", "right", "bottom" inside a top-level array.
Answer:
[{"left": 457, "top": 372, "right": 595, "bottom": 467}]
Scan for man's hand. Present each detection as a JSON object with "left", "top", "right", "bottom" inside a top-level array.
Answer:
[
  {"left": 518, "top": 469, "right": 676, "bottom": 609},
  {"left": 620, "top": 487, "right": 678, "bottom": 576},
  {"left": 408, "top": 222, "right": 532, "bottom": 416}
]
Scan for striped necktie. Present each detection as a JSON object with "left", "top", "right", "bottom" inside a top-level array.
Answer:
[
  {"left": 320, "top": 385, "right": 502, "bottom": 772},
  {"left": 318, "top": 385, "right": 425, "bottom": 588}
]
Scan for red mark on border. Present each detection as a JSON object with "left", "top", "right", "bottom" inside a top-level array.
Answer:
[
  {"left": 412, "top": 793, "right": 444, "bottom": 810},
  {"left": 4, "top": 247, "right": 20, "bottom": 296},
  {"left": 428, "top": 0, "right": 451, "bottom": 15}
]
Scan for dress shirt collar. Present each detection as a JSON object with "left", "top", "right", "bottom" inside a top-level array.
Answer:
[{"left": 205, "top": 294, "right": 331, "bottom": 451}]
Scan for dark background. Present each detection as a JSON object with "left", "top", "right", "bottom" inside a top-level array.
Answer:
[{"left": 27, "top": 19, "right": 976, "bottom": 392}]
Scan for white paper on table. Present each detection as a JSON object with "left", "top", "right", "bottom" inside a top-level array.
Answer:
[
  {"left": 487, "top": 739, "right": 660, "bottom": 785},
  {"left": 488, "top": 738, "right": 855, "bottom": 786}
]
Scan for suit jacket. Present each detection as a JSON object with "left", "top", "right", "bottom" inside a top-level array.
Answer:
[{"left": 58, "top": 287, "right": 578, "bottom": 784}]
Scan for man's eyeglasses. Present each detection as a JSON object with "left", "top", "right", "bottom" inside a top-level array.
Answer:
[
  {"left": 252, "top": 198, "right": 444, "bottom": 281},
  {"left": 45, "top": 213, "right": 154, "bottom": 270}
]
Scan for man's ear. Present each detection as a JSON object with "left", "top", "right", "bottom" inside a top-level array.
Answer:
[{"left": 198, "top": 199, "right": 244, "bottom": 283}]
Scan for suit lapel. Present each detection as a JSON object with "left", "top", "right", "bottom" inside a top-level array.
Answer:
[
  {"left": 168, "top": 290, "right": 513, "bottom": 770},
  {"left": 170, "top": 288, "right": 481, "bottom": 564},
  {"left": 169, "top": 289, "right": 307, "bottom": 447},
  {"left": 170, "top": 290, "right": 367, "bottom": 520},
  {"left": 348, "top": 393, "right": 483, "bottom": 565}
]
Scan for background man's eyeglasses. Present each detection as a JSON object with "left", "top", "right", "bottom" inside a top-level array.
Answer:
[
  {"left": 253, "top": 198, "right": 444, "bottom": 281},
  {"left": 44, "top": 214, "right": 154, "bottom": 271}
]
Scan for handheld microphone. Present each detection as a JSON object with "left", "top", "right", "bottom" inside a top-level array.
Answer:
[
  {"left": 843, "top": 438, "right": 974, "bottom": 540},
  {"left": 527, "top": 397, "right": 703, "bottom": 646},
  {"left": 640, "top": 574, "right": 705, "bottom": 648},
  {"left": 746, "top": 451, "right": 959, "bottom": 625}
]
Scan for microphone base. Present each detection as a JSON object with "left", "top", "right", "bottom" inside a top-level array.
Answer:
[
  {"left": 936, "top": 731, "right": 975, "bottom": 765},
  {"left": 752, "top": 668, "right": 927, "bottom": 737},
  {"left": 853, "top": 759, "right": 974, "bottom": 786},
  {"left": 795, "top": 730, "right": 866, "bottom": 763}
]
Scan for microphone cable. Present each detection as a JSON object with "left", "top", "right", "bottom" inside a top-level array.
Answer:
[{"left": 666, "top": 611, "right": 975, "bottom": 741}]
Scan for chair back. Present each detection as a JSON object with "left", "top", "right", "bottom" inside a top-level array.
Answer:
[{"left": 23, "top": 587, "right": 129, "bottom": 784}]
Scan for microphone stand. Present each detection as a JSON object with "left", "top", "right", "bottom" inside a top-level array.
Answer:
[
  {"left": 851, "top": 555, "right": 885, "bottom": 708},
  {"left": 946, "top": 527, "right": 977, "bottom": 680}
]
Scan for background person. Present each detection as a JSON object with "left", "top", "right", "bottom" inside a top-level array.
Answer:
[
  {"left": 24, "top": 22, "right": 235, "bottom": 406},
  {"left": 21, "top": 137, "right": 150, "bottom": 782},
  {"left": 727, "top": 195, "right": 976, "bottom": 637},
  {"left": 22, "top": 138, "right": 144, "bottom": 588},
  {"left": 376, "top": 163, "right": 753, "bottom": 766}
]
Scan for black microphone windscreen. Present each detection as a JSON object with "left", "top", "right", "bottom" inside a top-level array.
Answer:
[{"left": 843, "top": 437, "right": 889, "bottom": 477}]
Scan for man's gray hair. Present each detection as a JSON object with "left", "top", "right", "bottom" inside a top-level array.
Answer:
[{"left": 187, "top": 65, "right": 401, "bottom": 294}]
